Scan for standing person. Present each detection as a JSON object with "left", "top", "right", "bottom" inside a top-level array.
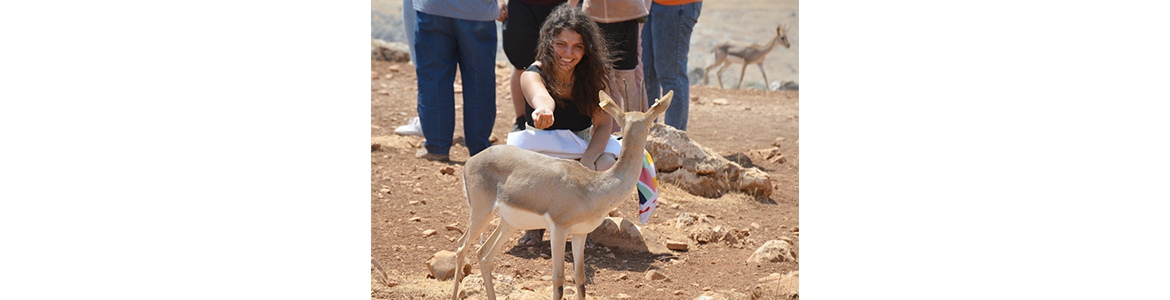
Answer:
[
  {"left": 582, "top": 0, "right": 649, "bottom": 117},
  {"left": 506, "top": 4, "right": 618, "bottom": 246},
  {"left": 393, "top": 0, "right": 424, "bottom": 137},
  {"left": 412, "top": 0, "right": 502, "bottom": 160},
  {"left": 499, "top": 0, "right": 568, "bottom": 133},
  {"left": 641, "top": 0, "right": 701, "bottom": 131}
]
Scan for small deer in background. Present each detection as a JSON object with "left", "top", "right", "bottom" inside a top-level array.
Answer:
[
  {"left": 450, "top": 91, "right": 673, "bottom": 300},
  {"left": 704, "top": 24, "right": 792, "bottom": 90}
]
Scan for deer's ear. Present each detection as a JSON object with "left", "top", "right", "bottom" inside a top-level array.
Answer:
[
  {"left": 648, "top": 90, "right": 673, "bottom": 119},
  {"left": 599, "top": 90, "right": 625, "bottom": 119}
]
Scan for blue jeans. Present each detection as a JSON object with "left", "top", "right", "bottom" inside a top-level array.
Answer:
[
  {"left": 642, "top": 1, "right": 701, "bottom": 131},
  {"left": 414, "top": 11, "right": 498, "bottom": 156}
]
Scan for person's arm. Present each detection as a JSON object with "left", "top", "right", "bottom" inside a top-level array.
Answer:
[
  {"left": 579, "top": 107, "right": 614, "bottom": 171},
  {"left": 519, "top": 65, "right": 556, "bottom": 129},
  {"left": 497, "top": 0, "right": 508, "bottom": 22}
]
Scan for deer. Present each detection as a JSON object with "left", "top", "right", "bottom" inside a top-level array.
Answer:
[
  {"left": 703, "top": 24, "right": 791, "bottom": 90},
  {"left": 450, "top": 90, "right": 673, "bottom": 300}
]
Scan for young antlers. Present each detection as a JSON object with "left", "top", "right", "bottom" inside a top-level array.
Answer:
[
  {"left": 451, "top": 90, "right": 673, "bottom": 300},
  {"left": 704, "top": 24, "right": 791, "bottom": 89}
]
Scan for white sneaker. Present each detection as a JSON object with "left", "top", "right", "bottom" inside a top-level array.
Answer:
[{"left": 394, "top": 117, "right": 423, "bottom": 136}]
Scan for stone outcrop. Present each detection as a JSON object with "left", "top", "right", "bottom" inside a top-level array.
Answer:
[
  {"left": 751, "top": 271, "right": 799, "bottom": 300},
  {"left": 647, "top": 123, "right": 773, "bottom": 198},
  {"left": 372, "top": 39, "right": 410, "bottom": 62},
  {"left": 746, "top": 239, "right": 797, "bottom": 264},
  {"left": 587, "top": 217, "right": 670, "bottom": 254}
]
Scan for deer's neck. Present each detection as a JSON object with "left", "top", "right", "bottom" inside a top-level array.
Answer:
[
  {"left": 762, "top": 33, "right": 783, "bottom": 53},
  {"left": 593, "top": 127, "right": 649, "bottom": 209}
]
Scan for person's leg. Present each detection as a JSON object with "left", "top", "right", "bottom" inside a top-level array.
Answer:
[
  {"left": 648, "top": 2, "right": 700, "bottom": 131},
  {"left": 415, "top": 11, "right": 458, "bottom": 156},
  {"left": 640, "top": 14, "right": 659, "bottom": 109},
  {"left": 454, "top": 18, "right": 499, "bottom": 157}
]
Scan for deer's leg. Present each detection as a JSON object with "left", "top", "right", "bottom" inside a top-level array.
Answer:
[
  {"left": 737, "top": 63, "right": 748, "bottom": 89},
  {"left": 548, "top": 227, "right": 568, "bottom": 300},
  {"left": 477, "top": 221, "right": 516, "bottom": 300},
  {"left": 716, "top": 62, "right": 731, "bottom": 88},
  {"left": 570, "top": 234, "right": 589, "bottom": 300},
  {"left": 757, "top": 63, "right": 769, "bottom": 91},
  {"left": 704, "top": 57, "right": 723, "bottom": 85},
  {"left": 452, "top": 186, "right": 496, "bottom": 300}
]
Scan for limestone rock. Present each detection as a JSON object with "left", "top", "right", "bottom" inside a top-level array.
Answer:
[
  {"left": 695, "top": 291, "right": 730, "bottom": 300},
  {"left": 673, "top": 212, "right": 709, "bottom": 229},
  {"left": 645, "top": 270, "right": 667, "bottom": 281},
  {"left": 647, "top": 124, "right": 773, "bottom": 198},
  {"left": 426, "top": 250, "right": 471, "bottom": 281},
  {"left": 588, "top": 217, "right": 669, "bottom": 254},
  {"left": 751, "top": 271, "right": 799, "bottom": 300},
  {"left": 422, "top": 229, "right": 437, "bottom": 237},
  {"left": 747, "top": 240, "right": 797, "bottom": 264},
  {"left": 445, "top": 224, "right": 462, "bottom": 233},
  {"left": 665, "top": 240, "right": 689, "bottom": 251},
  {"left": 372, "top": 39, "right": 411, "bottom": 62},
  {"left": 371, "top": 135, "right": 415, "bottom": 150},
  {"left": 718, "top": 227, "right": 750, "bottom": 246},
  {"left": 689, "top": 225, "right": 717, "bottom": 244},
  {"left": 778, "top": 81, "right": 799, "bottom": 91}
]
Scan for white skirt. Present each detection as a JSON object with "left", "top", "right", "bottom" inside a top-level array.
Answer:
[{"left": 506, "top": 127, "right": 621, "bottom": 159}]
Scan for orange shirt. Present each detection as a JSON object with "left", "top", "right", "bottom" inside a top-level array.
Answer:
[{"left": 654, "top": 0, "right": 701, "bottom": 5}]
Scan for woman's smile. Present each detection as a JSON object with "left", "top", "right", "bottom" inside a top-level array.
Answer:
[{"left": 552, "top": 29, "right": 585, "bottom": 71}]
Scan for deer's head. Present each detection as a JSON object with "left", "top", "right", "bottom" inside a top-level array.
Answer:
[
  {"left": 777, "top": 24, "right": 792, "bottom": 49},
  {"left": 599, "top": 90, "right": 672, "bottom": 136}
]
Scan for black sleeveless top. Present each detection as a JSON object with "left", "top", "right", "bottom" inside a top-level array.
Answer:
[{"left": 524, "top": 64, "right": 593, "bottom": 132}]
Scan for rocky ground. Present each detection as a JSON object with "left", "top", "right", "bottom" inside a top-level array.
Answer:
[
  {"left": 370, "top": 58, "right": 798, "bottom": 299},
  {"left": 371, "top": 1, "right": 798, "bottom": 298}
]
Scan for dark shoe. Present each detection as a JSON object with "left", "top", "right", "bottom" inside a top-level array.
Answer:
[
  {"left": 415, "top": 148, "right": 449, "bottom": 161},
  {"left": 511, "top": 117, "right": 526, "bottom": 132},
  {"left": 518, "top": 229, "right": 544, "bottom": 246}
]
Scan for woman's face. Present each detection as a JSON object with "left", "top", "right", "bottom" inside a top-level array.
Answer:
[{"left": 552, "top": 28, "right": 585, "bottom": 72}]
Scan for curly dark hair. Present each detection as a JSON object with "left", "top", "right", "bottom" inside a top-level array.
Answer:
[{"left": 534, "top": 4, "right": 614, "bottom": 117}]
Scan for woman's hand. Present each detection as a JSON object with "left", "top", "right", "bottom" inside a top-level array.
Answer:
[
  {"left": 531, "top": 107, "right": 554, "bottom": 129},
  {"left": 497, "top": 0, "right": 508, "bottom": 22}
]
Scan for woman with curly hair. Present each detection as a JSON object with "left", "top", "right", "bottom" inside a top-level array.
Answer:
[{"left": 505, "top": 4, "right": 618, "bottom": 246}]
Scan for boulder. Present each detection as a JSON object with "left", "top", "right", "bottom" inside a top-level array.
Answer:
[
  {"left": 426, "top": 250, "right": 471, "bottom": 281},
  {"left": 372, "top": 39, "right": 411, "bottom": 62},
  {"left": 588, "top": 217, "right": 669, "bottom": 254},
  {"left": 751, "top": 271, "right": 799, "bottom": 300},
  {"left": 647, "top": 124, "right": 773, "bottom": 198},
  {"left": 746, "top": 240, "right": 797, "bottom": 264}
]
